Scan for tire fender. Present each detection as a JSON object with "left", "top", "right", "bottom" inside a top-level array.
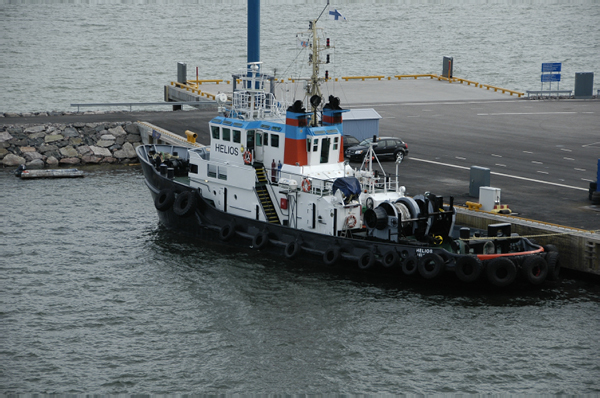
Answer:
[
  {"left": 284, "top": 241, "right": 300, "bottom": 259},
  {"left": 173, "top": 191, "right": 197, "bottom": 217},
  {"left": 382, "top": 250, "right": 399, "bottom": 268},
  {"left": 323, "top": 247, "right": 341, "bottom": 266},
  {"left": 455, "top": 255, "right": 483, "bottom": 283},
  {"left": 545, "top": 251, "right": 561, "bottom": 281},
  {"left": 418, "top": 253, "right": 444, "bottom": 279},
  {"left": 252, "top": 232, "right": 269, "bottom": 250},
  {"left": 402, "top": 256, "right": 418, "bottom": 276},
  {"left": 358, "top": 251, "right": 375, "bottom": 270},
  {"left": 486, "top": 257, "right": 517, "bottom": 287},
  {"left": 522, "top": 255, "right": 548, "bottom": 285},
  {"left": 219, "top": 223, "right": 236, "bottom": 241},
  {"left": 155, "top": 189, "right": 175, "bottom": 212}
]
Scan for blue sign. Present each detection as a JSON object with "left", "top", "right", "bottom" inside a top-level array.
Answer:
[
  {"left": 152, "top": 130, "right": 161, "bottom": 139},
  {"left": 541, "top": 74, "right": 561, "bottom": 82},
  {"left": 542, "top": 62, "right": 561, "bottom": 73}
]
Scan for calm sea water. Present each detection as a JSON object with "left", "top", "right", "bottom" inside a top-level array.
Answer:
[
  {"left": 1, "top": 168, "right": 600, "bottom": 394},
  {"left": 2, "top": 1, "right": 600, "bottom": 394},
  {"left": 1, "top": 1, "right": 599, "bottom": 113}
]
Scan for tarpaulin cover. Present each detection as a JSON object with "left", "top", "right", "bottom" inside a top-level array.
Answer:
[{"left": 332, "top": 177, "right": 362, "bottom": 202}]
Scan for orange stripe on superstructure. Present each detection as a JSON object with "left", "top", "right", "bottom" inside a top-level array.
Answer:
[
  {"left": 322, "top": 114, "right": 342, "bottom": 125},
  {"left": 284, "top": 138, "right": 308, "bottom": 166}
]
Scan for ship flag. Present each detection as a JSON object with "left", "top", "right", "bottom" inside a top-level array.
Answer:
[{"left": 328, "top": 8, "right": 347, "bottom": 21}]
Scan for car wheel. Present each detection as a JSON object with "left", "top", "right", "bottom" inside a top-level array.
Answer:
[{"left": 395, "top": 151, "right": 404, "bottom": 163}]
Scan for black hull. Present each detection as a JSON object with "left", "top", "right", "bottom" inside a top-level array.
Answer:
[{"left": 138, "top": 146, "right": 557, "bottom": 288}]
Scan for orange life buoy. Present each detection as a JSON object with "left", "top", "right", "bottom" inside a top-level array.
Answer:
[
  {"left": 301, "top": 178, "right": 312, "bottom": 192},
  {"left": 346, "top": 215, "right": 357, "bottom": 228},
  {"left": 243, "top": 151, "right": 252, "bottom": 164}
]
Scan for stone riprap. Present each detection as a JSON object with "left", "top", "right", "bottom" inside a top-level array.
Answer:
[{"left": 1, "top": 122, "right": 142, "bottom": 168}]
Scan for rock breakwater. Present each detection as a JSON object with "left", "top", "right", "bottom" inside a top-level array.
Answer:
[{"left": 0, "top": 122, "right": 142, "bottom": 169}]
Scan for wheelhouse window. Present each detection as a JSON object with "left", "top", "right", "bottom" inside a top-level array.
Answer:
[
  {"left": 233, "top": 130, "right": 241, "bottom": 143},
  {"left": 313, "top": 138, "right": 319, "bottom": 152},
  {"left": 222, "top": 128, "right": 231, "bottom": 141},
  {"left": 333, "top": 136, "right": 339, "bottom": 150},
  {"left": 264, "top": 132, "right": 269, "bottom": 146},
  {"left": 211, "top": 126, "right": 220, "bottom": 139},
  {"left": 271, "top": 134, "right": 279, "bottom": 148},
  {"left": 190, "top": 164, "right": 198, "bottom": 174}
]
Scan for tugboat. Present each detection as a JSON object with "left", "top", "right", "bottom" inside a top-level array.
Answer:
[{"left": 137, "top": 14, "right": 559, "bottom": 288}]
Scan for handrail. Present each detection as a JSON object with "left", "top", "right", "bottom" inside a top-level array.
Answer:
[
  {"left": 187, "top": 79, "right": 226, "bottom": 85},
  {"left": 341, "top": 75, "right": 386, "bottom": 81},
  {"left": 479, "top": 83, "right": 524, "bottom": 97},
  {"left": 394, "top": 74, "right": 436, "bottom": 80},
  {"left": 452, "top": 77, "right": 479, "bottom": 86}
]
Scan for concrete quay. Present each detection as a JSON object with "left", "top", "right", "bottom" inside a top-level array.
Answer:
[{"left": 3, "top": 78, "right": 599, "bottom": 275}]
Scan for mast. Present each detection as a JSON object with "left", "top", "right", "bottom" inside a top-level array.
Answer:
[{"left": 306, "top": 2, "right": 331, "bottom": 127}]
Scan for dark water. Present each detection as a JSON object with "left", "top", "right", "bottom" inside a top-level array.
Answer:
[{"left": 1, "top": 168, "right": 600, "bottom": 394}]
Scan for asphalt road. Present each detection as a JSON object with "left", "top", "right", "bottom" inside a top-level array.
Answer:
[{"left": 5, "top": 98, "right": 599, "bottom": 230}]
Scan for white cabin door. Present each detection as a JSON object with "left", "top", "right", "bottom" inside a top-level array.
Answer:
[{"left": 254, "top": 131, "right": 264, "bottom": 163}]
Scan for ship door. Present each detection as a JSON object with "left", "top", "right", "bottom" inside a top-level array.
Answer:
[{"left": 254, "top": 130, "right": 264, "bottom": 163}]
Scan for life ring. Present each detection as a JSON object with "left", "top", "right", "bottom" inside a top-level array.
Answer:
[
  {"left": 521, "top": 255, "right": 548, "bottom": 285},
  {"left": 301, "top": 178, "right": 312, "bottom": 193},
  {"left": 455, "top": 255, "right": 483, "bottom": 283},
  {"left": 545, "top": 251, "right": 561, "bottom": 281},
  {"left": 345, "top": 215, "right": 357, "bottom": 229},
  {"left": 154, "top": 189, "right": 175, "bottom": 212},
  {"left": 243, "top": 151, "right": 252, "bottom": 164},
  {"left": 402, "top": 256, "right": 418, "bottom": 276},
  {"left": 173, "top": 191, "right": 196, "bottom": 217},
  {"left": 284, "top": 241, "right": 300, "bottom": 259},
  {"left": 418, "top": 253, "right": 444, "bottom": 279},
  {"left": 252, "top": 231, "right": 269, "bottom": 250},
  {"left": 382, "top": 250, "right": 399, "bottom": 268},
  {"left": 486, "top": 257, "right": 517, "bottom": 287},
  {"left": 358, "top": 251, "right": 375, "bottom": 270},
  {"left": 323, "top": 247, "right": 341, "bottom": 266},
  {"left": 219, "top": 223, "right": 236, "bottom": 241}
]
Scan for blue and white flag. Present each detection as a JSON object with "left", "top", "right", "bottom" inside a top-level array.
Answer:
[{"left": 328, "top": 8, "right": 347, "bottom": 22}]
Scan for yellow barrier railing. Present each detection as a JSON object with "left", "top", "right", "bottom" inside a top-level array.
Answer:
[
  {"left": 187, "top": 79, "right": 225, "bottom": 85},
  {"left": 479, "top": 83, "right": 524, "bottom": 97},
  {"left": 395, "top": 74, "right": 437, "bottom": 80},
  {"left": 171, "top": 75, "right": 524, "bottom": 99},
  {"left": 341, "top": 75, "right": 386, "bottom": 81},
  {"left": 453, "top": 77, "right": 479, "bottom": 87}
]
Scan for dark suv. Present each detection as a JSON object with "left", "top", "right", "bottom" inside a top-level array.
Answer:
[{"left": 344, "top": 136, "right": 409, "bottom": 163}]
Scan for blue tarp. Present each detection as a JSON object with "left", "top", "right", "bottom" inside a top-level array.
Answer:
[{"left": 332, "top": 177, "right": 362, "bottom": 203}]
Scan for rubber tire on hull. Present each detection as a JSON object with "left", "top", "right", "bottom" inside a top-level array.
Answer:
[
  {"left": 418, "top": 253, "right": 444, "bottom": 279},
  {"left": 486, "top": 257, "right": 517, "bottom": 287},
  {"left": 173, "top": 191, "right": 197, "bottom": 217},
  {"left": 521, "top": 255, "right": 548, "bottom": 285},
  {"left": 402, "top": 256, "right": 418, "bottom": 276},
  {"left": 284, "top": 241, "right": 300, "bottom": 259},
  {"left": 323, "top": 247, "right": 341, "bottom": 266},
  {"left": 545, "top": 251, "right": 561, "bottom": 281},
  {"left": 382, "top": 250, "right": 399, "bottom": 268},
  {"left": 155, "top": 189, "right": 175, "bottom": 212},
  {"left": 358, "top": 252, "right": 375, "bottom": 270},
  {"left": 219, "top": 223, "right": 236, "bottom": 241},
  {"left": 455, "top": 255, "right": 483, "bottom": 283},
  {"left": 252, "top": 232, "right": 269, "bottom": 250}
]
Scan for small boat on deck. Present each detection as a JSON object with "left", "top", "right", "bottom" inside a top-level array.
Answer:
[
  {"left": 136, "top": 12, "right": 559, "bottom": 288},
  {"left": 15, "top": 165, "right": 85, "bottom": 179}
]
